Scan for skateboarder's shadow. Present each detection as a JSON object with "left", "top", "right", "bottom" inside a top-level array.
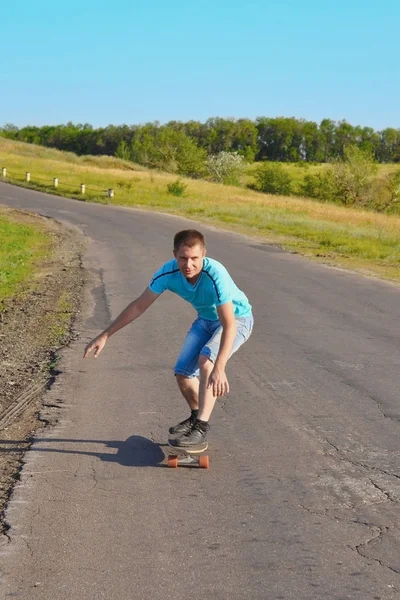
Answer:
[
  {"left": 0, "top": 435, "right": 166, "bottom": 468},
  {"left": 108, "top": 435, "right": 166, "bottom": 467}
]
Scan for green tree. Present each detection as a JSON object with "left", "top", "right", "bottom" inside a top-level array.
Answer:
[
  {"left": 319, "top": 119, "right": 336, "bottom": 161},
  {"left": 131, "top": 125, "right": 206, "bottom": 177},
  {"left": 255, "top": 117, "right": 303, "bottom": 162},
  {"left": 204, "top": 118, "right": 237, "bottom": 154},
  {"left": 230, "top": 119, "right": 258, "bottom": 161},
  {"left": 302, "top": 121, "right": 323, "bottom": 162},
  {"left": 0, "top": 123, "right": 19, "bottom": 138},
  {"left": 359, "top": 127, "right": 379, "bottom": 156},
  {"left": 334, "top": 120, "right": 358, "bottom": 157},
  {"left": 115, "top": 140, "right": 131, "bottom": 161},
  {"left": 378, "top": 128, "right": 400, "bottom": 163}
]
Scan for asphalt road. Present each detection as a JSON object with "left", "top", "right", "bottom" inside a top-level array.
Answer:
[{"left": 1, "top": 182, "right": 400, "bottom": 600}]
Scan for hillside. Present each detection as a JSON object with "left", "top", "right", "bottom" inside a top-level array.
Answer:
[{"left": 1, "top": 137, "right": 400, "bottom": 282}]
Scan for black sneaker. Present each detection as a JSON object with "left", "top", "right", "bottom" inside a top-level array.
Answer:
[
  {"left": 169, "top": 412, "right": 197, "bottom": 435},
  {"left": 174, "top": 420, "right": 210, "bottom": 447}
]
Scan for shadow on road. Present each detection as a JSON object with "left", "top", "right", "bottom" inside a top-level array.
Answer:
[{"left": 0, "top": 435, "right": 166, "bottom": 467}]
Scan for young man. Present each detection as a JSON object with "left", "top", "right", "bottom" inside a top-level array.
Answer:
[{"left": 84, "top": 229, "right": 253, "bottom": 446}]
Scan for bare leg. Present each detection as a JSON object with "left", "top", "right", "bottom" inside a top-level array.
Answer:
[
  {"left": 197, "top": 356, "right": 218, "bottom": 422},
  {"left": 176, "top": 375, "right": 199, "bottom": 410}
]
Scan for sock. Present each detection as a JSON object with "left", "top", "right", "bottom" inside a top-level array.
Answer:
[
  {"left": 190, "top": 409, "right": 199, "bottom": 420},
  {"left": 195, "top": 418, "right": 209, "bottom": 432}
]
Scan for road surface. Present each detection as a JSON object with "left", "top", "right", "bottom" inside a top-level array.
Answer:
[{"left": 1, "top": 182, "right": 400, "bottom": 599}]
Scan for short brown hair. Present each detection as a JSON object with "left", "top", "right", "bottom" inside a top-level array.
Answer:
[{"left": 174, "top": 229, "right": 205, "bottom": 252}]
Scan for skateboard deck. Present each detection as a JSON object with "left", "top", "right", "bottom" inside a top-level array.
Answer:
[{"left": 167, "top": 439, "right": 210, "bottom": 468}]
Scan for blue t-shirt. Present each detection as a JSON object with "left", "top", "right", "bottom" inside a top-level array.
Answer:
[{"left": 149, "top": 257, "right": 252, "bottom": 321}]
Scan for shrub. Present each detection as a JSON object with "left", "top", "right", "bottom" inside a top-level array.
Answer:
[
  {"left": 167, "top": 178, "right": 187, "bottom": 196},
  {"left": 369, "top": 170, "right": 400, "bottom": 212},
  {"left": 253, "top": 163, "right": 292, "bottom": 195},
  {"left": 299, "top": 172, "right": 328, "bottom": 199},
  {"left": 206, "top": 151, "right": 245, "bottom": 185},
  {"left": 299, "top": 146, "right": 379, "bottom": 207}
]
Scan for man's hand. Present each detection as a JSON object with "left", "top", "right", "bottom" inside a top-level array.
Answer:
[
  {"left": 83, "top": 333, "right": 108, "bottom": 358},
  {"left": 207, "top": 366, "right": 229, "bottom": 397}
]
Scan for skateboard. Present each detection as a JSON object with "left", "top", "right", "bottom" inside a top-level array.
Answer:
[{"left": 167, "top": 439, "right": 210, "bottom": 468}]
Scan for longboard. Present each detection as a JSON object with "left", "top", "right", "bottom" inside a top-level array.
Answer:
[{"left": 167, "top": 439, "right": 209, "bottom": 468}]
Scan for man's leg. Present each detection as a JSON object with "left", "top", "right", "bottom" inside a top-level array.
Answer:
[
  {"left": 197, "top": 356, "right": 217, "bottom": 422},
  {"left": 169, "top": 376, "right": 200, "bottom": 436},
  {"left": 171, "top": 355, "right": 214, "bottom": 445},
  {"left": 172, "top": 357, "right": 216, "bottom": 438},
  {"left": 175, "top": 315, "right": 254, "bottom": 446},
  {"left": 175, "top": 375, "right": 199, "bottom": 410},
  {"left": 169, "top": 318, "right": 211, "bottom": 435}
]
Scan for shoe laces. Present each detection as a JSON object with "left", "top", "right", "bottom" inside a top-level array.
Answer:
[{"left": 192, "top": 420, "right": 208, "bottom": 433}]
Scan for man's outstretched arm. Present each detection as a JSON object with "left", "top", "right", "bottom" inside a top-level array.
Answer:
[{"left": 83, "top": 287, "right": 160, "bottom": 358}]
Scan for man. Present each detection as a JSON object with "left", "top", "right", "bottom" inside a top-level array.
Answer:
[{"left": 84, "top": 229, "right": 253, "bottom": 446}]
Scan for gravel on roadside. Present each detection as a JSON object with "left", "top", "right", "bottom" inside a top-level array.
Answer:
[{"left": 0, "top": 208, "right": 86, "bottom": 535}]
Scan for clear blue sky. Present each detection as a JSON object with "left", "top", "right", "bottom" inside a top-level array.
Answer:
[{"left": 1, "top": 0, "right": 399, "bottom": 130}]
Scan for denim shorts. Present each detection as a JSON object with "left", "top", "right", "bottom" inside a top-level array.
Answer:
[{"left": 174, "top": 315, "right": 254, "bottom": 378}]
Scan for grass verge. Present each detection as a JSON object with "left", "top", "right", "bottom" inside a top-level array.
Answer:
[
  {"left": 0, "top": 209, "right": 52, "bottom": 309},
  {"left": 47, "top": 292, "right": 74, "bottom": 345}
]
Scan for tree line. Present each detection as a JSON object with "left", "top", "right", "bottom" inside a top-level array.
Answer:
[{"left": 2, "top": 117, "right": 400, "bottom": 171}]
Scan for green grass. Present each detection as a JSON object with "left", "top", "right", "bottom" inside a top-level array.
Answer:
[
  {"left": 0, "top": 208, "right": 76, "bottom": 351},
  {"left": 1, "top": 137, "right": 400, "bottom": 282},
  {"left": 0, "top": 210, "right": 51, "bottom": 309}
]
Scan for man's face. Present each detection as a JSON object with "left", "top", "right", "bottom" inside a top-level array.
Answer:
[{"left": 174, "top": 243, "right": 206, "bottom": 281}]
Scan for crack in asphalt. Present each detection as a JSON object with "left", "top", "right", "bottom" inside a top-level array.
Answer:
[
  {"left": 355, "top": 526, "right": 400, "bottom": 578},
  {"left": 369, "top": 479, "right": 397, "bottom": 503},
  {"left": 324, "top": 436, "right": 400, "bottom": 483},
  {"left": 89, "top": 463, "right": 98, "bottom": 493},
  {"left": 299, "top": 503, "right": 400, "bottom": 581},
  {"left": 317, "top": 437, "right": 400, "bottom": 576},
  {"left": 20, "top": 534, "right": 34, "bottom": 558},
  {"left": 316, "top": 359, "right": 400, "bottom": 425}
]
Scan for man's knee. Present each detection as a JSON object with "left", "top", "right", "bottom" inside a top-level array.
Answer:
[
  {"left": 198, "top": 354, "right": 213, "bottom": 371},
  {"left": 175, "top": 373, "right": 198, "bottom": 386}
]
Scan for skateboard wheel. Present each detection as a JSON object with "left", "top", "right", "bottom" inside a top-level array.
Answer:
[
  {"left": 198, "top": 455, "right": 210, "bottom": 469},
  {"left": 168, "top": 455, "right": 178, "bottom": 468}
]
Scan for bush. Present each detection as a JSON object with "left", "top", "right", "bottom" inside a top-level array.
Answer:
[
  {"left": 299, "top": 146, "right": 379, "bottom": 207},
  {"left": 167, "top": 178, "right": 187, "bottom": 196},
  {"left": 206, "top": 151, "right": 245, "bottom": 185},
  {"left": 253, "top": 163, "right": 292, "bottom": 195},
  {"left": 299, "top": 172, "right": 327, "bottom": 199},
  {"left": 369, "top": 170, "right": 400, "bottom": 212}
]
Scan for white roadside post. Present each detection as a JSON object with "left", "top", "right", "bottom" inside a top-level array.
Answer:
[
  {"left": 108, "top": 188, "right": 114, "bottom": 199},
  {"left": 80, "top": 184, "right": 85, "bottom": 195},
  {"left": 2, "top": 168, "right": 6, "bottom": 178},
  {"left": 26, "top": 172, "right": 31, "bottom": 182},
  {"left": 54, "top": 178, "right": 59, "bottom": 188}
]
